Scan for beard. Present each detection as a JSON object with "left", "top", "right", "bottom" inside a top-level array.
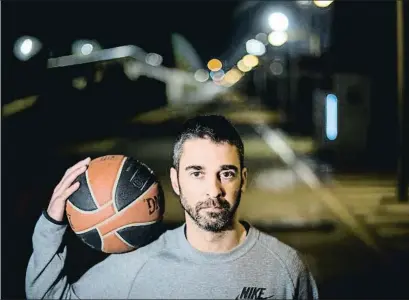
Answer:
[{"left": 178, "top": 181, "right": 242, "bottom": 233}]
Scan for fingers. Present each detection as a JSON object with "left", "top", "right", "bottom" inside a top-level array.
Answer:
[
  {"left": 52, "top": 165, "right": 87, "bottom": 202},
  {"left": 54, "top": 157, "right": 90, "bottom": 195},
  {"left": 47, "top": 181, "right": 80, "bottom": 222},
  {"left": 59, "top": 181, "right": 80, "bottom": 202}
]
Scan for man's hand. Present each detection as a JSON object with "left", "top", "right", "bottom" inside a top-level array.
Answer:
[{"left": 47, "top": 157, "right": 91, "bottom": 222}]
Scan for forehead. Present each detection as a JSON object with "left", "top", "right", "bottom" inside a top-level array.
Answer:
[{"left": 179, "top": 138, "right": 240, "bottom": 168}]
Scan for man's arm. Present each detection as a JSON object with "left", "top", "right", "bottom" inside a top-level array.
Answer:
[
  {"left": 293, "top": 252, "right": 319, "bottom": 299},
  {"left": 26, "top": 212, "right": 134, "bottom": 299},
  {"left": 294, "top": 265, "right": 319, "bottom": 299}
]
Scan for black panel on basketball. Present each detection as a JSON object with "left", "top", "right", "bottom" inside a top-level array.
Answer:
[
  {"left": 156, "top": 183, "right": 166, "bottom": 216},
  {"left": 116, "top": 222, "right": 164, "bottom": 247},
  {"left": 115, "top": 157, "right": 157, "bottom": 211},
  {"left": 78, "top": 228, "right": 102, "bottom": 250},
  {"left": 71, "top": 173, "right": 98, "bottom": 211}
]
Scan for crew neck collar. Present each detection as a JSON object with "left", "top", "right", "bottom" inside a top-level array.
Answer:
[{"left": 175, "top": 221, "right": 259, "bottom": 264}]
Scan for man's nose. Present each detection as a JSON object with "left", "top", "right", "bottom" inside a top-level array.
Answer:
[{"left": 206, "top": 177, "right": 224, "bottom": 198}]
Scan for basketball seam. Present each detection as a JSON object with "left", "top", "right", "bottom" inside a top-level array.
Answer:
[
  {"left": 112, "top": 156, "right": 127, "bottom": 214},
  {"left": 73, "top": 183, "right": 158, "bottom": 235},
  {"left": 85, "top": 169, "right": 100, "bottom": 209},
  {"left": 101, "top": 220, "right": 158, "bottom": 237},
  {"left": 66, "top": 199, "right": 112, "bottom": 214},
  {"left": 114, "top": 232, "right": 135, "bottom": 248},
  {"left": 96, "top": 228, "right": 104, "bottom": 251}
]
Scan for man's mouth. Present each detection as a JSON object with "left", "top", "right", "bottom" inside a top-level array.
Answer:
[{"left": 199, "top": 206, "right": 224, "bottom": 213}]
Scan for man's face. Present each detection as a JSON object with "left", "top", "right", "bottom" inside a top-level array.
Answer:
[{"left": 170, "top": 137, "right": 247, "bottom": 232}]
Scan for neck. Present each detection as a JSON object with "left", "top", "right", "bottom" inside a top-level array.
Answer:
[{"left": 184, "top": 216, "right": 247, "bottom": 253}]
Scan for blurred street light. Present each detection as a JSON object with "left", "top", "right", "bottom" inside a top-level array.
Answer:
[
  {"left": 194, "top": 69, "right": 209, "bottom": 82},
  {"left": 225, "top": 68, "right": 242, "bottom": 82},
  {"left": 21, "top": 39, "right": 33, "bottom": 55},
  {"left": 245, "top": 39, "right": 266, "bottom": 56},
  {"left": 255, "top": 33, "right": 269, "bottom": 45},
  {"left": 210, "top": 69, "right": 225, "bottom": 81},
  {"left": 72, "top": 40, "right": 101, "bottom": 56},
  {"left": 313, "top": 0, "right": 334, "bottom": 8},
  {"left": 268, "top": 12, "right": 289, "bottom": 32},
  {"left": 237, "top": 60, "right": 252, "bottom": 72},
  {"left": 268, "top": 31, "right": 288, "bottom": 47},
  {"left": 145, "top": 53, "right": 163, "bottom": 66},
  {"left": 13, "top": 36, "right": 42, "bottom": 61},
  {"left": 243, "top": 54, "right": 259, "bottom": 68},
  {"left": 207, "top": 58, "right": 223, "bottom": 72},
  {"left": 81, "top": 44, "right": 93, "bottom": 55},
  {"left": 222, "top": 68, "right": 243, "bottom": 87}
]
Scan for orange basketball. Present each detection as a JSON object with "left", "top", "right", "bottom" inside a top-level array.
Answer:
[{"left": 66, "top": 155, "right": 165, "bottom": 253}]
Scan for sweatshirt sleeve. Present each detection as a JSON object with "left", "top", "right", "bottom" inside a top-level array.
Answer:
[
  {"left": 25, "top": 212, "right": 135, "bottom": 299},
  {"left": 293, "top": 253, "right": 319, "bottom": 300}
]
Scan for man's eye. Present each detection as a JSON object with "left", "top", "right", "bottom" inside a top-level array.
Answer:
[
  {"left": 221, "top": 171, "right": 235, "bottom": 179},
  {"left": 191, "top": 171, "right": 202, "bottom": 178}
]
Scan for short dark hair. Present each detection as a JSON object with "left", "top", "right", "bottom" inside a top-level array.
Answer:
[{"left": 172, "top": 114, "right": 245, "bottom": 170}]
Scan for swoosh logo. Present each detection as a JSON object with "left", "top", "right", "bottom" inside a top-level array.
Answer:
[{"left": 235, "top": 294, "right": 275, "bottom": 299}]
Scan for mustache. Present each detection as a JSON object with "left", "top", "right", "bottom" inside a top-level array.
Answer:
[{"left": 196, "top": 198, "right": 231, "bottom": 210}]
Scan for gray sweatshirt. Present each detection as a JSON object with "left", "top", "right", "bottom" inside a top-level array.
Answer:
[{"left": 26, "top": 213, "right": 319, "bottom": 299}]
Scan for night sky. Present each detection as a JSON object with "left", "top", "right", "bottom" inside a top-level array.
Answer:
[
  {"left": 3, "top": 1, "right": 401, "bottom": 74},
  {"left": 4, "top": 1, "right": 241, "bottom": 66},
  {"left": 4, "top": 1, "right": 401, "bottom": 78}
]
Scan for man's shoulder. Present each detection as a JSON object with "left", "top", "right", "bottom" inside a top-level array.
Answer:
[
  {"left": 252, "top": 227, "right": 305, "bottom": 270},
  {"left": 108, "top": 224, "right": 182, "bottom": 261}
]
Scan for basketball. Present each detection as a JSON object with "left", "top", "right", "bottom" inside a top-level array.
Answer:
[{"left": 66, "top": 155, "right": 165, "bottom": 254}]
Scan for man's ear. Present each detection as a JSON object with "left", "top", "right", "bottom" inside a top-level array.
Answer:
[
  {"left": 170, "top": 167, "right": 180, "bottom": 196},
  {"left": 241, "top": 167, "right": 248, "bottom": 193}
]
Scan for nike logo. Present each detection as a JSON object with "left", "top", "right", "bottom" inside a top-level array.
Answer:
[{"left": 235, "top": 287, "right": 275, "bottom": 299}]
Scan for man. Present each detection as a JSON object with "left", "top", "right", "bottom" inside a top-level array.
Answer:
[{"left": 26, "top": 115, "right": 319, "bottom": 299}]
